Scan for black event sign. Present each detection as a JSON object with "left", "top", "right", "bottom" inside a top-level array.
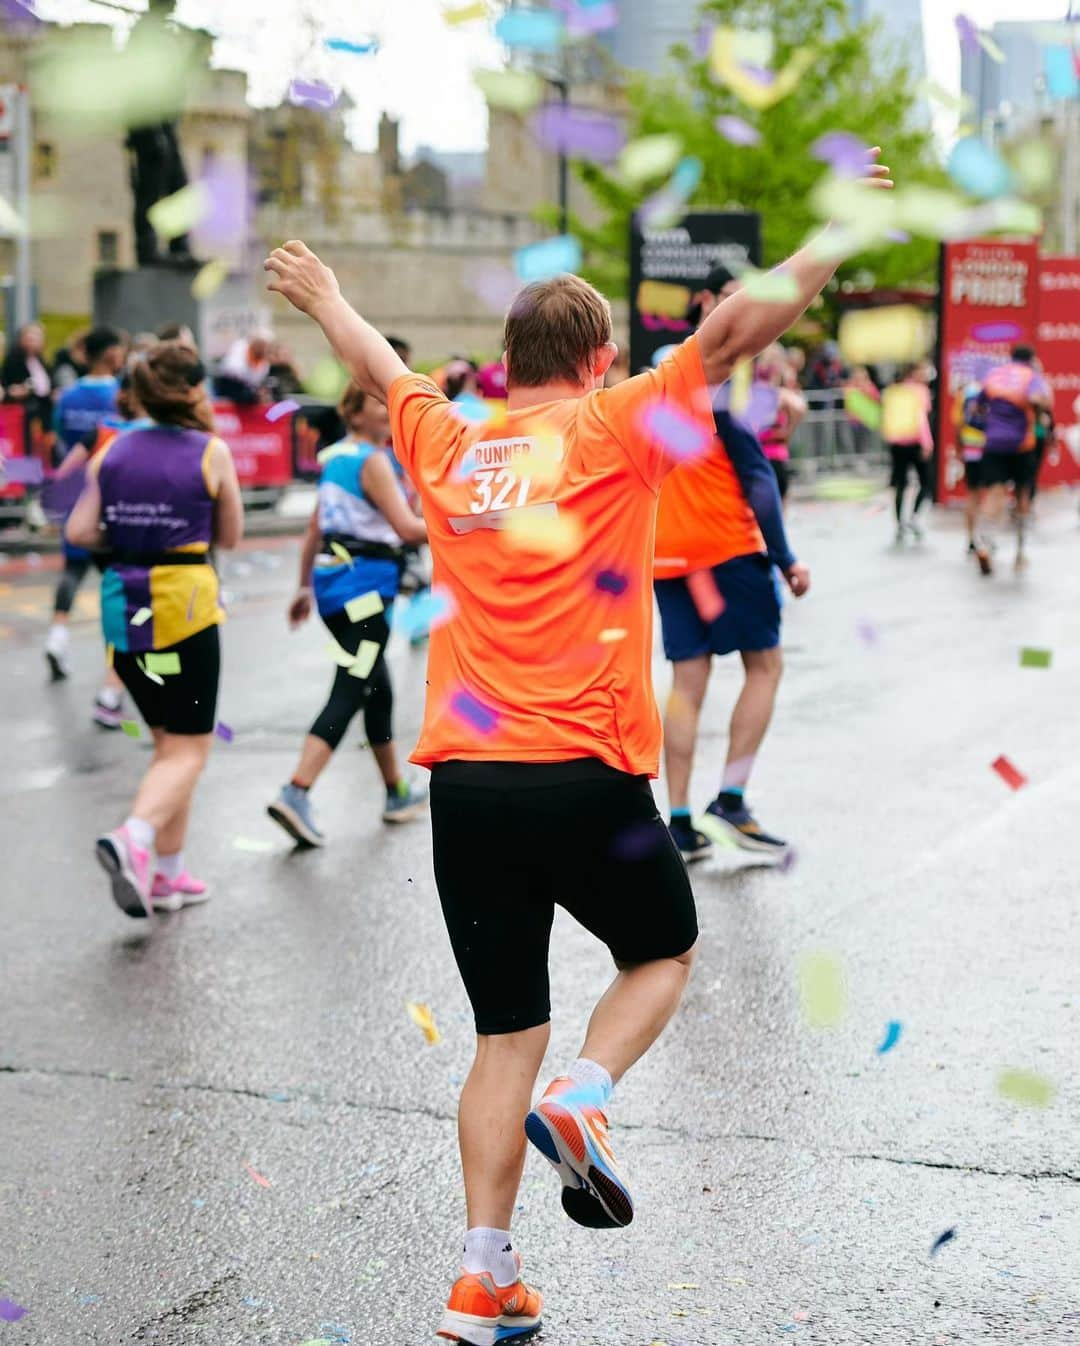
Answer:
[{"left": 629, "top": 211, "right": 761, "bottom": 373}]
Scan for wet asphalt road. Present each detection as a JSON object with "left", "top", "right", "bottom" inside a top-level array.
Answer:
[{"left": 1, "top": 491, "right": 1078, "bottom": 1346}]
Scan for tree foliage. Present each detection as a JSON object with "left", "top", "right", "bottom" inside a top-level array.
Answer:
[{"left": 561, "top": 0, "right": 946, "bottom": 311}]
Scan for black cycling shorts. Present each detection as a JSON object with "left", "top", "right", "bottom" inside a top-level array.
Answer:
[
  {"left": 113, "top": 623, "right": 220, "bottom": 736},
  {"left": 980, "top": 450, "right": 1039, "bottom": 494},
  {"left": 430, "top": 759, "right": 699, "bottom": 1036}
]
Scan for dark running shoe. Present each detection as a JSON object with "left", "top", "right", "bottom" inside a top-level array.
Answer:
[
  {"left": 668, "top": 817, "right": 713, "bottom": 864},
  {"left": 699, "top": 798, "right": 788, "bottom": 856}
]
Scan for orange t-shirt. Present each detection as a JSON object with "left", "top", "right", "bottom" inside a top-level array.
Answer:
[
  {"left": 653, "top": 420, "right": 765, "bottom": 579},
  {"left": 388, "top": 336, "right": 713, "bottom": 776}
]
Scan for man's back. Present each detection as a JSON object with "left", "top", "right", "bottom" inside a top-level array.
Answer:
[{"left": 982, "top": 361, "right": 1048, "bottom": 453}]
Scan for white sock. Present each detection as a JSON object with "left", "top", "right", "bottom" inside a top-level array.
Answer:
[
  {"left": 46, "top": 624, "right": 68, "bottom": 654},
  {"left": 157, "top": 851, "right": 183, "bottom": 881},
  {"left": 462, "top": 1227, "right": 517, "bottom": 1287},
  {"left": 568, "top": 1057, "right": 614, "bottom": 1103},
  {"left": 123, "top": 816, "right": 155, "bottom": 852},
  {"left": 97, "top": 686, "right": 123, "bottom": 710}
]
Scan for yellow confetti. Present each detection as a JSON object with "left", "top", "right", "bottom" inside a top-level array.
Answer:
[
  {"left": 1012, "top": 140, "right": 1055, "bottom": 196},
  {"left": 444, "top": 0, "right": 488, "bottom": 22},
  {"left": 473, "top": 68, "right": 544, "bottom": 112},
  {"left": 799, "top": 951, "right": 847, "bottom": 1028},
  {"left": 106, "top": 642, "right": 115, "bottom": 668},
  {"left": 233, "top": 836, "right": 276, "bottom": 853},
  {"left": 191, "top": 258, "right": 229, "bottom": 300},
  {"left": 730, "top": 27, "right": 774, "bottom": 67},
  {"left": 738, "top": 268, "right": 799, "bottom": 302},
  {"left": 637, "top": 280, "right": 692, "bottom": 319},
  {"left": 147, "top": 184, "right": 208, "bottom": 242},
  {"left": 730, "top": 358, "right": 752, "bottom": 415},
  {"left": 997, "top": 1068, "right": 1055, "bottom": 1108},
  {"left": 880, "top": 384, "right": 927, "bottom": 443},
  {"left": 130, "top": 607, "right": 152, "bottom": 627},
  {"left": 329, "top": 541, "right": 354, "bottom": 568},
  {"left": 327, "top": 639, "right": 358, "bottom": 668},
  {"left": 977, "top": 30, "right": 1005, "bottom": 63},
  {"left": 838, "top": 305, "right": 931, "bottom": 366},
  {"left": 347, "top": 640, "right": 381, "bottom": 679},
  {"left": 599, "top": 628, "right": 628, "bottom": 643},
  {"left": 668, "top": 1282, "right": 700, "bottom": 1290},
  {"left": 618, "top": 134, "right": 683, "bottom": 186},
  {"left": 406, "top": 1001, "right": 441, "bottom": 1045},
  {"left": 306, "top": 356, "right": 349, "bottom": 403},
  {"left": 344, "top": 591, "right": 384, "bottom": 624},
  {"left": 514, "top": 429, "right": 565, "bottom": 485},
  {"left": 503, "top": 505, "right": 582, "bottom": 557},
  {"left": 710, "top": 29, "right": 815, "bottom": 110},
  {"left": 893, "top": 186, "right": 968, "bottom": 240}
]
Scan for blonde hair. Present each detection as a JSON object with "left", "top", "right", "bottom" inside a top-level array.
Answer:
[{"left": 503, "top": 274, "right": 612, "bottom": 388}]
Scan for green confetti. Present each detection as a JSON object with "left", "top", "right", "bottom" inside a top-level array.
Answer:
[
  {"left": 305, "top": 356, "right": 349, "bottom": 402},
  {"left": 1019, "top": 647, "right": 1051, "bottom": 669},
  {"left": 130, "top": 607, "right": 152, "bottom": 627},
  {"left": 814, "top": 477, "right": 879, "bottom": 502},
  {"left": 137, "top": 660, "right": 164, "bottom": 686},
  {"left": 329, "top": 541, "right": 354, "bottom": 568},
  {"left": 345, "top": 591, "right": 384, "bottom": 623},
  {"left": 473, "top": 67, "right": 544, "bottom": 112},
  {"left": 799, "top": 951, "right": 847, "bottom": 1028},
  {"left": 738, "top": 268, "right": 799, "bottom": 302},
  {"left": 121, "top": 720, "right": 141, "bottom": 738},
  {"left": 147, "top": 184, "right": 209, "bottom": 241},
  {"left": 145, "top": 651, "right": 181, "bottom": 676},
  {"left": 618, "top": 133, "right": 683, "bottom": 186},
  {"left": 997, "top": 1068, "right": 1055, "bottom": 1107},
  {"left": 844, "top": 388, "right": 882, "bottom": 430},
  {"left": 233, "top": 836, "right": 276, "bottom": 853},
  {"left": 348, "top": 640, "right": 381, "bottom": 679}
]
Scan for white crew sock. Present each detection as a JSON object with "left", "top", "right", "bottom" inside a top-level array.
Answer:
[
  {"left": 46, "top": 624, "right": 69, "bottom": 655},
  {"left": 568, "top": 1057, "right": 613, "bottom": 1103},
  {"left": 97, "top": 685, "right": 123, "bottom": 710},
  {"left": 123, "top": 816, "right": 155, "bottom": 852},
  {"left": 462, "top": 1227, "right": 517, "bottom": 1287},
  {"left": 157, "top": 851, "right": 184, "bottom": 881}
]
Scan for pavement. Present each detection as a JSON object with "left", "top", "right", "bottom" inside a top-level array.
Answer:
[{"left": 1, "top": 491, "right": 1078, "bottom": 1346}]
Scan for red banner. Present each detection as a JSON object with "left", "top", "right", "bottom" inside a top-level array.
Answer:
[
  {"left": 0, "top": 403, "right": 27, "bottom": 500},
  {"left": 211, "top": 403, "right": 294, "bottom": 488},
  {"left": 1036, "top": 256, "right": 1080, "bottom": 489},
  {"left": 936, "top": 239, "right": 1040, "bottom": 502}
]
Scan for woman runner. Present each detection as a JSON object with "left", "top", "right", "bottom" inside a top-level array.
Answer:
[
  {"left": 65, "top": 341, "right": 243, "bottom": 917},
  {"left": 267, "top": 381, "right": 428, "bottom": 847}
]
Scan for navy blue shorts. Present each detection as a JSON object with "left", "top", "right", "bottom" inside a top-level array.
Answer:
[{"left": 655, "top": 554, "right": 781, "bottom": 662}]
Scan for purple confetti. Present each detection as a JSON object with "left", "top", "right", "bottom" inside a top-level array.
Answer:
[
  {"left": 955, "top": 14, "right": 980, "bottom": 54},
  {"left": 739, "top": 63, "right": 775, "bottom": 87},
  {"left": 266, "top": 399, "right": 300, "bottom": 422},
  {"left": 855, "top": 617, "right": 878, "bottom": 646},
  {"left": 694, "top": 20, "right": 716, "bottom": 58},
  {"left": 0, "top": 1300, "right": 28, "bottom": 1323},
  {"left": 449, "top": 688, "right": 499, "bottom": 735},
  {"left": 778, "top": 847, "right": 798, "bottom": 873},
  {"left": 530, "top": 104, "right": 625, "bottom": 164},
  {"left": 886, "top": 228, "right": 911, "bottom": 244},
  {"left": 193, "top": 158, "right": 252, "bottom": 251},
  {"left": 215, "top": 721, "right": 234, "bottom": 743},
  {"left": 1, "top": 456, "right": 45, "bottom": 485},
  {"left": 0, "top": 0, "right": 40, "bottom": 29},
  {"left": 715, "top": 115, "right": 761, "bottom": 147},
  {"left": 971, "top": 321, "right": 1023, "bottom": 344},
  {"left": 638, "top": 402, "right": 712, "bottom": 461},
  {"left": 811, "top": 131, "right": 871, "bottom": 179},
  {"left": 557, "top": 0, "right": 618, "bottom": 36},
  {"left": 714, "top": 381, "right": 780, "bottom": 435},
  {"left": 595, "top": 569, "right": 629, "bottom": 596},
  {"left": 288, "top": 79, "right": 338, "bottom": 109},
  {"left": 40, "top": 468, "right": 86, "bottom": 523}
]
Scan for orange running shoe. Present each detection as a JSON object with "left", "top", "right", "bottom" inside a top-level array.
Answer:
[
  {"left": 524, "top": 1076, "right": 634, "bottom": 1229},
  {"left": 436, "top": 1253, "right": 543, "bottom": 1346}
]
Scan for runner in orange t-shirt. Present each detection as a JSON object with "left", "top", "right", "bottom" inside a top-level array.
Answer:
[{"left": 264, "top": 145, "right": 892, "bottom": 1344}]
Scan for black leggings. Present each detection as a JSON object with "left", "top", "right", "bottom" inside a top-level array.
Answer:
[
  {"left": 309, "top": 605, "right": 393, "bottom": 751},
  {"left": 54, "top": 555, "right": 91, "bottom": 615},
  {"left": 889, "top": 444, "right": 932, "bottom": 522}
]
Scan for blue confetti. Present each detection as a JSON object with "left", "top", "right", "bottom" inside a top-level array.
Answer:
[
  {"left": 930, "top": 1226, "right": 957, "bottom": 1257},
  {"left": 947, "top": 136, "right": 1013, "bottom": 200},
  {"left": 452, "top": 394, "right": 494, "bottom": 425},
  {"left": 397, "top": 586, "right": 455, "bottom": 640},
  {"left": 513, "top": 234, "right": 582, "bottom": 282},
  {"left": 495, "top": 8, "right": 563, "bottom": 50},
  {"left": 876, "top": 1019, "right": 903, "bottom": 1055},
  {"left": 595, "top": 569, "right": 629, "bottom": 596},
  {"left": 449, "top": 688, "right": 499, "bottom": 735},
  {"left": 1045, "top": 46, "right": 1079, "bottom": 100},
  {"left": 325, "top": 36, "right": 379, "bottom": 55}
]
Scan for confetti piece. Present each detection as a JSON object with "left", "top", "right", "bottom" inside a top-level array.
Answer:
[
  {"left": 191, "top": 258, "right": 228, "bottom": 300},
  {"left": 1012, "top": 140, "right": 1055, "bottom": 196},
  {"left": 799, "top": 951, "right": 847, "bottom": 1028},
  {"left": 1044, "top": 46, "right": 1079, "bottom": 100},
  {"left": 513, "top": 234, "right": 582, "bottom": 282},
  {"left": 839, "top": 306, "right": 931, "bottom": 365},
  {"left": 344, "top": 591, "right": 384, "bottom": 624},
  {"left": 473, "top": 68, "right": 544, "bottom": 112},
  {"left": 668, "top": 1282, "right": 700, "bottom": 1290},
  {"left": 449, "top": 687, "right": 500, "bottom": 735},
  {"left": 686, "top": 569, "right": 725, "bottom": 622},
  {"left": 495, "top": 7, "right": 563, "bottom": 50},
  {"left": 954, "top": 14, "right": 980, "bottom": 53},
  {"left": 710, "top": 29, "right": 815, "bottom": 110},
  {"left": 267, "top": 399, "right": 300, "bottom": 423},
  {"left": 855, "top": 617, "right": 878, "bottom": 646},
  {"left": 815, "top": 477, "right": 879, "bottom": 502},
  {"left": 145, "top": 651, "right": 181, "bottom": 676},
  {"left": 715, "top": 114, "right": 760, "bottom": 146},
  {"left": 876, "top": 1020, "right": 903, "bottom": 1055},
  {"left": 233, "top": 836, "right": 275, "bottom": 853},
  {"left": 530, "top": 104, "right": 624, "bottom": 163},
  {"left": 881, "top": 385, "right": 927, "bottom": 444},
  {"left": 947, "top": 136, "right": 1013, "bottom": 200},
  {"left": 288, "top": 78, "right": 337, "bottom": 108},
  {"left": 618, "top": 133, "right": 683, "bottom": 186},
  {"left": 595, "top": 569, "right": 629, "bottom": 596},
  {"left": 1019, "top": 647, "right": 1051, "bottom": 669},
  {"left": 971, "top": 321, "right": 1022, "bottom": 343},
  {"left": 329, "top": 541, "right": 354, "bottom": 568},
  {"left": 306, "top": 356, "right": 349, "bottom": 402},
  {"left": 976, "top": 30, "right": 1005, "bottom": 63},
  {"left": 106, "top": 643, "right": 115, "bottom": 668},
  {"left": 406, "top": 1000, "right": 441, "bottom": 1045},
  {"left": 138, "top": 661, "right": 164, "bottom": 686},
  {"left": 503, "top": 505, "right": 582, "bottom": 555},
  {"left": 637, "top": 280, "right": 693, "bottom": 319},
  {"left": 325, "top": 36, "right": 379, "bottom": 55},
  {"left": 397, "top": 586, "right": 456, "bottom": 639},
  {"left": 991, "top": 754, "right": 1027, "bottom": 791},
  {"left": 147, "top": 184, "right": 209, "bottom": 241},
  {"left": 811, "top": 131, "right": 871, "bottom": 179},
  {"left": 638, "top": 403, "right": 712, "bottom": 461},
  {"left": 348, "top": 640, "right": 381, "bottom": 679},
  {"left": 555, "top": 0, "right": 617, "bottom": 35},
  {"left": 599, "top": 628, "right": 627, "bottom": 643},
  {"left": 844, "top": 388, "right": 881, "bottom": 430},
  {"left": 130, "top": 607, "right": 152, "bottom": 627},
  {"left": 997, "top": 1068, "right": 1055, "bottom": 1107},
  {"left": 244, "top": 1162, "right": 271, "bottom": 1188},
  {"left": 215, "top": 721, "right": 234, "bottom": 743},
  {"left": 0, "top": 1300, "right": 28, "bottom": 1323},
  {"left": 444, "top": 0, "right": 487, "bottom": 22},
  {"left": 739, "top": 267, "right": 799, "bottom": 302},
  {"left": 121, "top": 720, "right": 141, "bottom": 738},
  {"left": 0, "top": 456, "right": 43, "bottom": 484},
  {"left": 930, "top": 1227, "right": 957, "bottom": 1256}
]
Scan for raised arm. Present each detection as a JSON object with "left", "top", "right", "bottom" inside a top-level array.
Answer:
[
  {"left": 264, "top": 241, "right": 407, "bottom": 401},
  {"left": 697, "top": 150, "right": 893, "bottom": 386}
]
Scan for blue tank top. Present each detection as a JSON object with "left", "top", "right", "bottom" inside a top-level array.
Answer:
[{"left": 313, "top": 440, "right": 403, "bottom": 616}]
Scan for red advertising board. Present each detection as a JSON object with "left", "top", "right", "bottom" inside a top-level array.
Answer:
[
  {"left": 1036, "top": 256, "right": 1080, "bottom": 489},
  {"left": 936, "top": 239, "right": 1040, "bottom": 502},
  {"left": 211, "top": 402, "right": 294, "bottom": 488},
  {"left": 0, "top": 403, "right": 27, "bottom": 500}
]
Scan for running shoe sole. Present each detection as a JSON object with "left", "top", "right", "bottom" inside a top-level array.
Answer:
[
  {"left": 94, "top": 837, "right": 151, "bottom": 918},
  {"left": 381, "top": 800, "right": 428, "bottom": 823},
  {"left": 92, "top": 711, "right": 123, "bottom": 730},
  {"left": 524, "top": 1100, "right": 633, "bottom": 1229},
  {"left": 152, "top": 889, "right": 211, "bottom": 913},
  {"left": 436, "top": 1306, "right": 542, "bottom": 1345},
  {"left": 678, "top": 845, "right": 713, "bottom": 865},
  {"left": 45, "top": 651, "right": 68, "bottom": 682},
  {"left": 266, "top": 800, "right": 323, "bottom": 847},
  {"left": 698, "top": 812, "right": 788, "bottom": 857}
]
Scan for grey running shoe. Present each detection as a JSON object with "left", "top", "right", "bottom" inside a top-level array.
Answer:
[
  {"left": 382, "top": 777, "right": 428, "bottom": 823},
  {"left": 267, "top": 783, "right": 325, "bottom": 847}
]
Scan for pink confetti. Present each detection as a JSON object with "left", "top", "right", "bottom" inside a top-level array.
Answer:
[
  {"left": 244, "top": 1162, "right": 271, "bottom": 1188},
  {"left": 267, "top": 399, "right": 300, "bottom": 422},
  {"left": 715, "top": 115, "right": 761, "bottom": 147},
  {"left": 449, "top": 688, "right": 499, "bottom": 735},
  {"left": 638, "top": 402, "right": 712, "bottom": 461},
  {"left": 686, "top": 569, "right": 726, "bottom": 622}
]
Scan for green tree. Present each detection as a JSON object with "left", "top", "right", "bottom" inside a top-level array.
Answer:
[{"left": 561, "top": 0, "right": 945, "bottom": 309}]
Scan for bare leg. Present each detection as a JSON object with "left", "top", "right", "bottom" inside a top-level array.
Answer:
[
  {"left": 1015, "top": 487, "right": 1032, "bottom": 567},
  {"left": 663, "top": 656, "right": 711, "bottom": 812},
  {"left": 290, "top": 734, "right": 333, "bottom": 790},
  {"left": 723, "top": 647, "right": 783, "bottom": 792},
  {"left": 964, "top": 484, "right": 979, "bottom": 546},
  {"left": 130, "top": 732, "right": 212, "bottom": 832},
  {"left": 580, "top": 949, "right": 697, "bottom": 1083}
]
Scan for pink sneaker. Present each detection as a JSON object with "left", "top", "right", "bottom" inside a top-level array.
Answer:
[
  {"left": 150, "top": 871, "right": 210, "bottom": 913},
  {"left": 94, "top": 826, "right": 152, "bottom": 918}
]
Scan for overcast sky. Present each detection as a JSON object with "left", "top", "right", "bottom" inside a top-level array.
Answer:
[{"left": 28, "top": 0, "right": 1077, "bottom": 154}]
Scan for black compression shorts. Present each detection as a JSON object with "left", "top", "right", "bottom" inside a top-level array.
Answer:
[
  {"left": 429, "top": 758, "right": 699, "bottom": 1035},
  {"left": 113, "top": 623, "right": 220, "bottom": 736},
  {"left": 980, "top": 450, "right": 1039, "bottom": 493}
]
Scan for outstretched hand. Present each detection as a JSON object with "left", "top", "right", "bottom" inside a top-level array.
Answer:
[{"left": 265, "top": 240, "right": 341, "bottom": 318}]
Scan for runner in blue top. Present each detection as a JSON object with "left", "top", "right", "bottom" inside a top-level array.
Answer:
[
  {"left": 268, "top": 381, "right": 428, "bottom": 847},
  {"left": 44, "top": 325, "right": 126, "bottom": 682}
]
